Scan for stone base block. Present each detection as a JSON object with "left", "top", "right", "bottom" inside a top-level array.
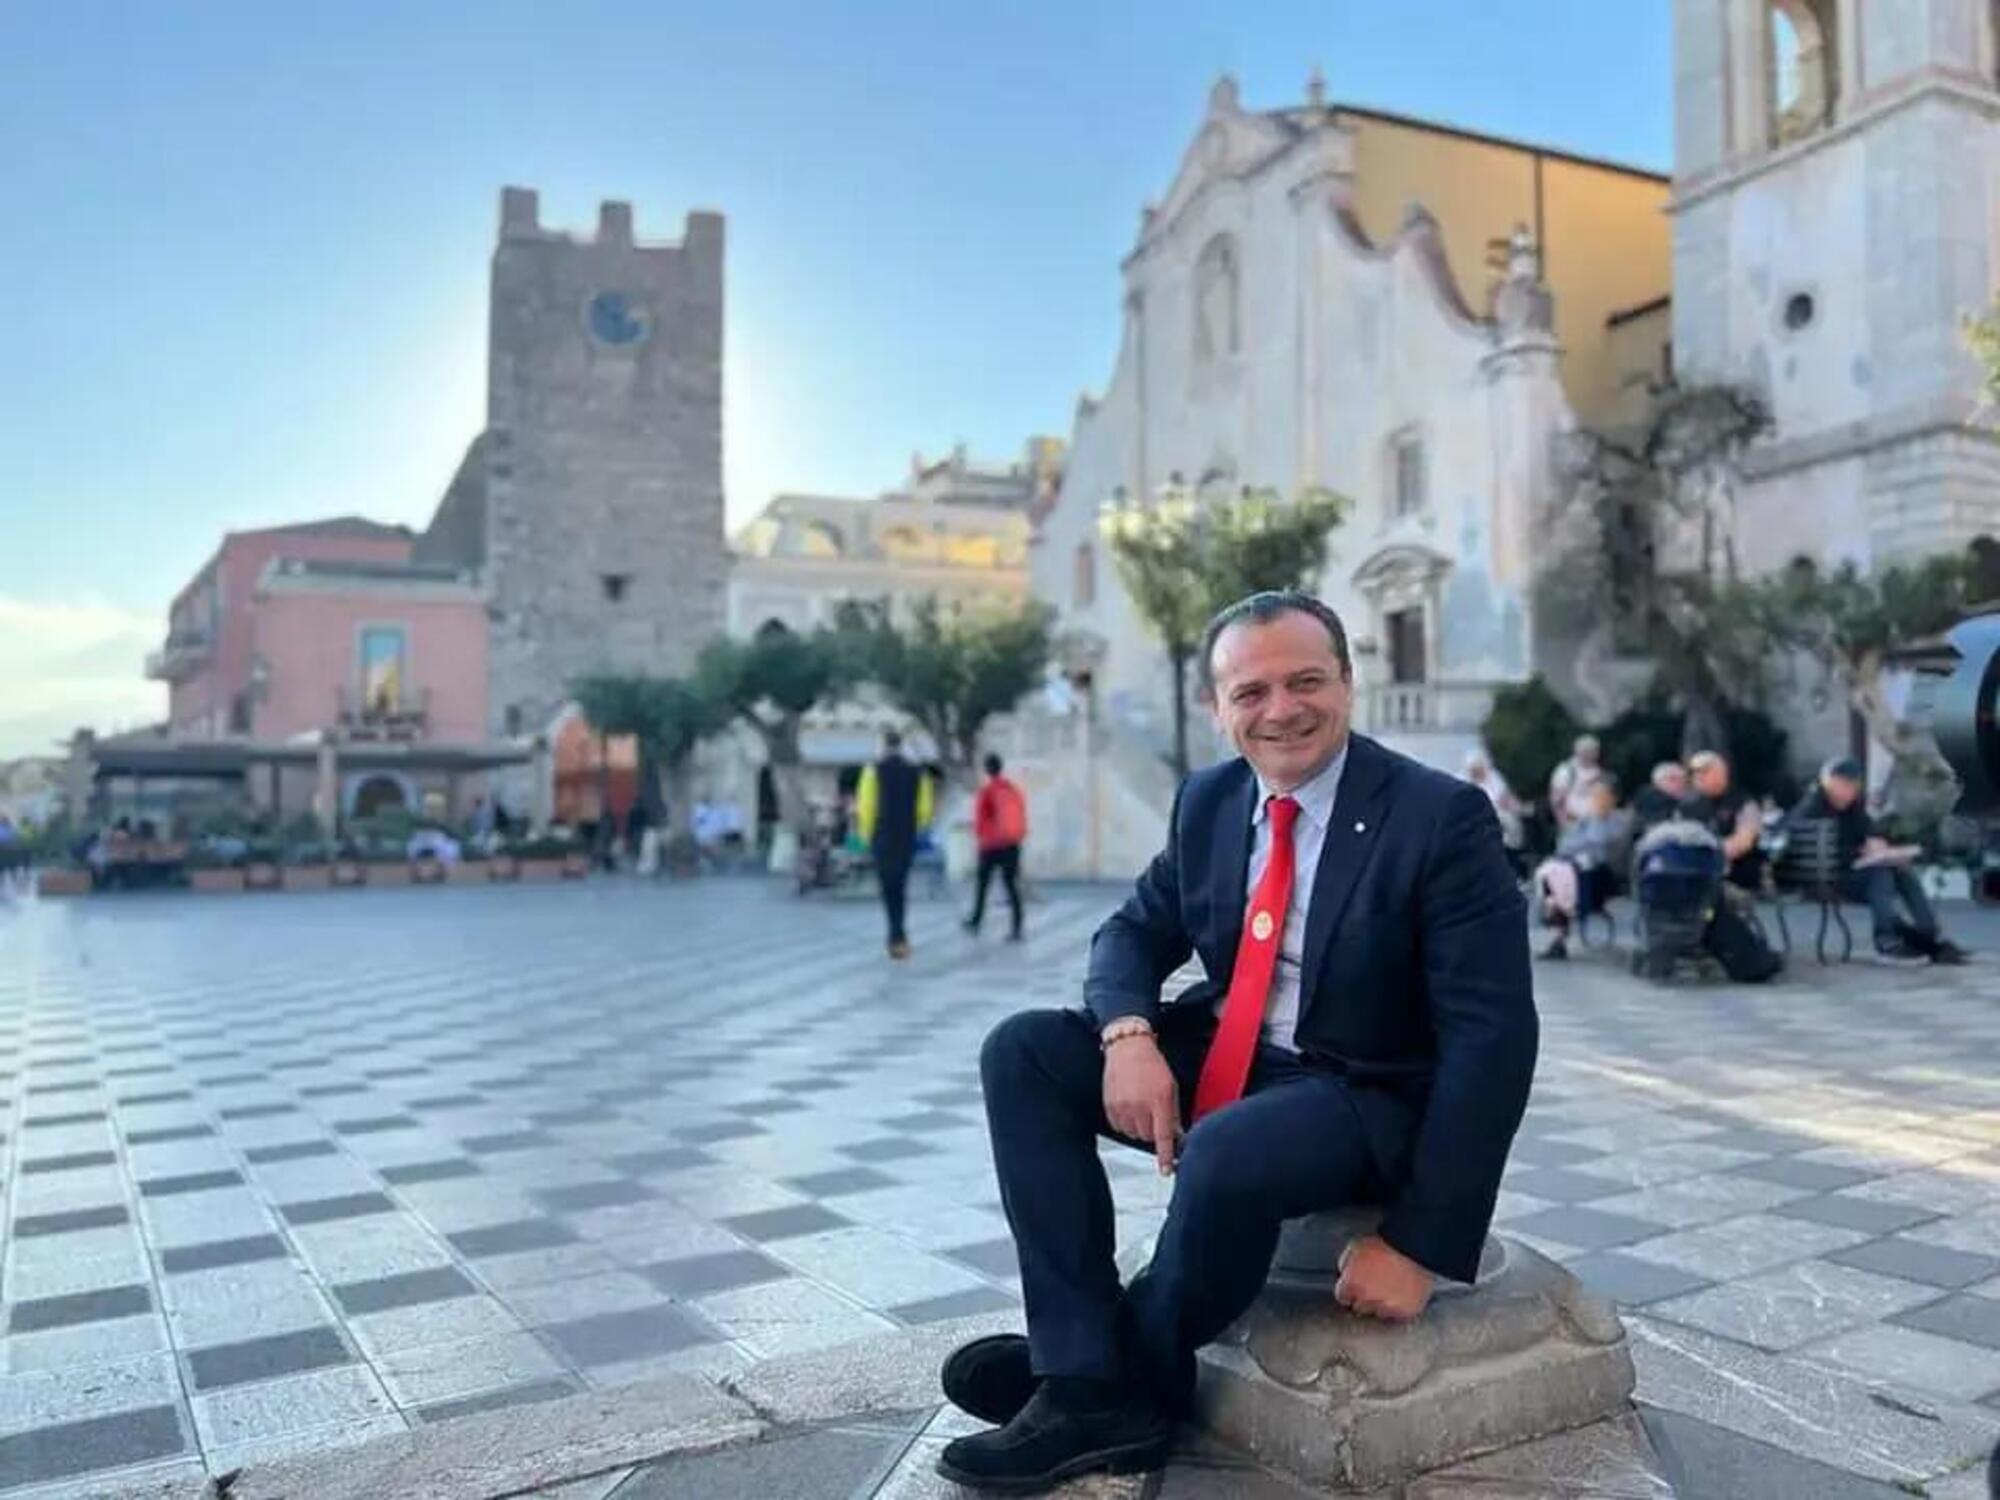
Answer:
[{"left": 1191, "top": 1214, "right": 1635, "bottom": 1492}]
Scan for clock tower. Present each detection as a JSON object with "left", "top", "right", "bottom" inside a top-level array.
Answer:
[{"left": 472, "top": 187, "right": 728, "bottom": 740}]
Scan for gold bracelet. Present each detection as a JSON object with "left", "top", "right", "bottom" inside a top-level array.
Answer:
[{"left": 1099, "top": 1017, "right": 1155, "bottom": 1052}]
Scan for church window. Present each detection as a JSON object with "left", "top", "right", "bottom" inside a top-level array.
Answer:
[
  {"left": 1390, "top": 431, "right": 1428, "bottom": 519},
  {"left": 1193, "top": 235, "right": 1241, "bottom": 363},
  {"left": 1074, "top": 542, "right": 1097, "bottom": 607},
  {"left": 1769, "top": 1, "right": 1837, "bottom": 146},
  {"left": 795, "top": 520, "right": 844, "bottom": 559},
  {"left": 1782, "top": 292, "right": 1816, "bottom": 331},
  {"left": 600, "top": 572, "right": 630, "bottom": 602},
  {"left": 504, "top": 704, "right": 524, "bottom": 737}
]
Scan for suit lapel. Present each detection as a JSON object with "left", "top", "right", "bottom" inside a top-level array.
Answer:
[
  {"left": 1210, "top": 764, "right": 1258, "bottom": 965},
  {"left": 1300, "top": 735, "right": 1395, "bottom": 996}
]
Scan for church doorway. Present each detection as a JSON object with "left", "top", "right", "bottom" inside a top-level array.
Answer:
[{"left": 1385, "top": 607, "right": 1427, "bottom": 685}]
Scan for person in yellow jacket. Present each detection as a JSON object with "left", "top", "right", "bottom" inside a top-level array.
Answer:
[{"left": 855, "top": 730, "right": 934, "bottom": 959}]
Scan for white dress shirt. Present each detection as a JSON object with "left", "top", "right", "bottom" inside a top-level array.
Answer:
[{"left": 1215, "top": 742, "right": 1349, "bottom": 1051}]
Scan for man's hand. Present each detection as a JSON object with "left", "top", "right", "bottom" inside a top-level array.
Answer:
[
  {"left": 1335, "top": 1235, "right": 1435, "bottom": 1322},
  {"left": 1861, "top": 835, "right": 1889, "bottom": 858},
  {"left": 1103, "top": 1035, "right": 1181, "bottom": 1175}
]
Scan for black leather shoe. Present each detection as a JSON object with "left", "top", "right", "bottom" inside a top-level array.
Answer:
[
  {"left": 940, "top": 1333, "right": 1036, "bottom": 1426},
  {"left": 935, "top": 1384, "right": 1171, "bottom": 1494}
]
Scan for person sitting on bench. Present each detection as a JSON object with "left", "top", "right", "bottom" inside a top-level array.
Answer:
[
  {"left": 1791, "top": 757, "right": 1968, "bottom": 965},
  {"left": 934, "top": 590, "right": 1538, "bottom": 1494},
  {"left": 1534, "top": 778, "right": 1633, "bottom": 960}
]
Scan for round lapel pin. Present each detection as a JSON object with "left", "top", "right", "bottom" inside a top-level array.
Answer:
[
  {"left": 1354, "top": 821, "right": 1367, "bottom": 834},
  {"left": 1251, "top": 910, "right": 1275, "bottom": 942}
]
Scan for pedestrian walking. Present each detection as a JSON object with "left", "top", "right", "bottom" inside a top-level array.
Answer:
[
  {"left": 856, "top": 730, "right": 933, "bottom": 959},
  {"left": 965, "top": 752, "right": 1027, "bottom": 941}
]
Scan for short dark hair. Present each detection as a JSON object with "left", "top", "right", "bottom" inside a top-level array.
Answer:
[
  {"left": 1199, "top": 590, "right": 1352, "bottom": 695},
  {"left": 983, "top": 752, "right": 1003, "bottom": 776},
  {"left": 1821, "top": 755, "right": 1862, "bottom": 783},
  {"left": 883, "top": 730, "right": 903, "bottom": 752}
]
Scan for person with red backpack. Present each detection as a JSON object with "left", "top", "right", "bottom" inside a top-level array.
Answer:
[{"left": 965, "top": 752, "right": 1027, "bottom": 941}]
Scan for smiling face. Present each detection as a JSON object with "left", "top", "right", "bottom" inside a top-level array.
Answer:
[{"left": 1206, "top": 609, "right": 1354, "bottom": 793}]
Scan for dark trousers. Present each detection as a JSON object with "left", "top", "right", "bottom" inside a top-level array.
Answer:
[
  {"left": 875, "top": 844, "right": 913, "bottom": 945},
  {"left": 1843, "top": 864, "right": 1938, "bottom": 943},
  {"left": 969, "top": 845, "right": 1023, "bottom": 936},
  {"left": 980, "top": 1008, "right": 1384, "bottom": 1407}
]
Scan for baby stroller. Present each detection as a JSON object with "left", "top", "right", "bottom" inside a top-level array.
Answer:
[{"left": 1631, "top": 819, "right": 1725, "bottom": 979}]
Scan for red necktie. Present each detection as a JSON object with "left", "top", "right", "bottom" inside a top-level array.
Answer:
[{"left": 1193, "top": 795, "right": 1300, "bottom": 1120}]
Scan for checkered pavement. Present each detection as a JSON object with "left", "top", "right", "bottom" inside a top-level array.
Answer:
[{"left": 1, "top": 879, "right": 1997, "bottom": 1495}]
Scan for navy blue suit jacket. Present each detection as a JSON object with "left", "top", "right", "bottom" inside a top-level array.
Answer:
[{"left": 1084, "top": 733, "right": 1537, "bottom": 1283}]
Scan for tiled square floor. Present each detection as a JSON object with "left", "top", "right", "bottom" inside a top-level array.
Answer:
[{"left": 7, "top": 879, "right": 2000, "bottom": 1495}]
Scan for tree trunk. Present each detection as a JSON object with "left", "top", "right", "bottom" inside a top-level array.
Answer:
[{"left": 1169, "top": 648, "right": 1190, "bottom": 779}]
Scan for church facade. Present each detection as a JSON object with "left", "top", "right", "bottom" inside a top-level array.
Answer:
[{"left": 1030, "top": 78, "right": 1675, "bottom": 781}]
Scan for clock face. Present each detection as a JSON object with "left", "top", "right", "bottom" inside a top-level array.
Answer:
[{"left": 585, "top": 290, "right": 650, "bottom": 348}]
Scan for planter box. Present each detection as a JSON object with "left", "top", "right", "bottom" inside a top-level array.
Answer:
[
  {"left": 489, "top": 855, "right": 520, "bottom": 882},
  {"left": 561, "top": 853, "right": 591, "bottom": 879},
  {"left": 36, "top": 868, "right": 92, "bottom": 897},
  {"left": 282, "top": 865, "right": 332, "bottom": 892},
  {"left": 331, "top": 861, "right": 365, "bottom": 888},
  {"left": 518, "top": 858, "right": 566, "bottom": 883},
  {"left": 445, "top": 860, "right": 492, "bottom": 886},
  {"left": 367, "top": 862, "right": 414, "bottom": 887},
  {"left": 412, "top": 859, "right": 447, "bottom": 885},
  {"left": 190, "top": 868, "right": 246, "bottom": 894},
  {"left": 245, "top": 862, "right": 281, "bottom": 891}
]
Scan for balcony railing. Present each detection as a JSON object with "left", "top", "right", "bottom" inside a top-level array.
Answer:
[
  {"left": 1360, "top": 681, "right": 1498, "bottom": 735},
  {"left": 336, "top": 686, "right": 432, "bottom": 741},
  {"left": 144, "top": 628, "right": 213, "bottom": 683}
]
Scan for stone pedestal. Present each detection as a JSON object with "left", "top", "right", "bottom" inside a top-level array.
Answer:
[{"left": 1193, "top": 1209, "right": 1635, "bottom": 1493}]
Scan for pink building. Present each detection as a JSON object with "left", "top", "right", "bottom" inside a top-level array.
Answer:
[
  {"left": 142, "top": 518, "right": 497, "bottom": 822},
  {"left": 151, "top": 519, "right": 420, "bottom": 739}
]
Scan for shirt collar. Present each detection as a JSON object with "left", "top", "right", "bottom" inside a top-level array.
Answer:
[{"left": 1255, "top": 739, "right": 1349, "bottom": 831}]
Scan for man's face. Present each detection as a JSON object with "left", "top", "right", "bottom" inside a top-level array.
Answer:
[
  {"left": 1823, "top": 774, "right": 1861, "bottom": 810},
  {"left": 1694, "top": 760, "right": 1729, "bottom": 798},
  {"left": 1207, "top": 611, "right": 1353, "bottom": 792},
  {"left": 1658, "top": 768, "right": 1688, "bottom": 800}
]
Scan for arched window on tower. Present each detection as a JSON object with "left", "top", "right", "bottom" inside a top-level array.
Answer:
[
  {"left": 1769, "top": 0, "right": 1838, "bottom": 146},
  {"left": 1193, "top": 235, "right": 1241, "bottom": 363}
]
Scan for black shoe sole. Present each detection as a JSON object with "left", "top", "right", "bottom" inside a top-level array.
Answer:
[
  {"left": 933, "top": 1433, "right": 1172, "bottom": 1494},
  {"left": 941, "top": 1334, "right": 1036, "bottom": 1426}
]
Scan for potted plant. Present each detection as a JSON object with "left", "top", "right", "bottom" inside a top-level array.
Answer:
[
  {"left": 243, "top": 836, "right": 282, "bottom": 891},
  {"left": 508, "top": 832, "right": 578, "bottom": 882},
  {"left": 359, "top": 840, "right": 414, "bottom": 886},
  {"left": 281, "top": 840, "right": 333, "bottom": 891},
  {"left": 186, "top": 841, "right": 246, "bottom": 893}
]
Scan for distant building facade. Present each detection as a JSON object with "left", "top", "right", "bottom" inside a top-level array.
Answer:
[{"left": 1670, "top": 0, "right": 2000, "bottom": 572}]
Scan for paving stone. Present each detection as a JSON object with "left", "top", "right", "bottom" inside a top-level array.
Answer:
[
  {"left": 1772, "top": 1194, "right": 1942, "bottom": 1234},
  {"left": 1733, "top": 1158, "right": 1878, "bottom": 1192},
  {"left": 448, "top": 1218, "right": 580, "bottom": 1258},
  {"left": 1499, "top": 1205, "right": 1670, "bottom": 1251},
  {"left": 138, "top": 1168, "right": 245, "bottom": 1197},
  {"left": 13, "top": 1204, "right": 129, "bottom": 1238},
  {"left": 1893, "top": 1293, "right": 2000, "bottom": 1351},
  {"left": 611, "top": 1422, "right": 910, "bottom": 1500},
  {"left": 720, "top": 1203, "right": 851, "bottom": 1241},
  {"left": 0, "top": 1404, "right": 185, "bottom": 1490},
  {"left": 185, "top": 1325, "right": 353, "bottom": 1391},
  {"left": 158, "top": 1234, "right": 291, "bottom": 1274},
  {"left": 333, "top": 1266, "right": 478, "bottom": 1316},
  {"left": 537, "top": 1305, "right": 721, "bottom": 1367},
  {"left": 1647, "top": 1259, "right": 1944, "bottom": 1352},
  {"left": 1826, "top": 1236, "right": 2000, "bottom": 1290},
  {"left": 415, "top": 1377, "right": 580, "bottom": 1425},
  {"left": 534, "top": 1179, "right": 655, "bottom": 1213},
  {"left": 888, "top": 1286, "right": 1019, "bottom": 1324},
  {"left": 279, "top": 1191, "right": 398, "bottom": 1225},
  {"left": 379, "top": 1157, "right": 482, "bottom": 1185},
  {"left": 6, "top": 1285, "right": 153, "bottom": 1334},
  {"left": 1564, "top": 1252, "right": 1714, "bottom": 1309},
  {"left": 1801, "top": 1322, "right": 2000, "bottom": 1404},
  {"left": 640, "top": 1249, "right": 791, "bottom": 1298}
]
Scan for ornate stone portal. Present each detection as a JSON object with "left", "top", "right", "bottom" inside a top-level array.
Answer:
[{"left": 1188, "top": 1208, "right": 1635, "bottom": 1491}]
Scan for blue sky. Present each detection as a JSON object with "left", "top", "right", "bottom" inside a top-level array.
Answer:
[{"left": 0, "top": 1, "right": 1671, "bottom": 756}]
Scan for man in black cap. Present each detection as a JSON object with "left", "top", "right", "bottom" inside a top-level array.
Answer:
[{"left": 1790, "top": 757, "right": 1968, "bottom": 964}]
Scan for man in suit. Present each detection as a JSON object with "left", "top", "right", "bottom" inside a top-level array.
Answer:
[
  {"left": 936, "top": 591, "right": 1537, "bottom": 1493},
  {"left": 855, "top": 730, "right": 933, "bottom": 960}
]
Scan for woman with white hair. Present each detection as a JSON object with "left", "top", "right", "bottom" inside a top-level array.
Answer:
[{"left": 1463, "top": 749, "right": 1525, "bottom": 869}]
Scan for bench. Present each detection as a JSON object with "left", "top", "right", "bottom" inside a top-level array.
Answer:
[{"left": 1768, "top": 816, "right": 1853, "bottom": 963}]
